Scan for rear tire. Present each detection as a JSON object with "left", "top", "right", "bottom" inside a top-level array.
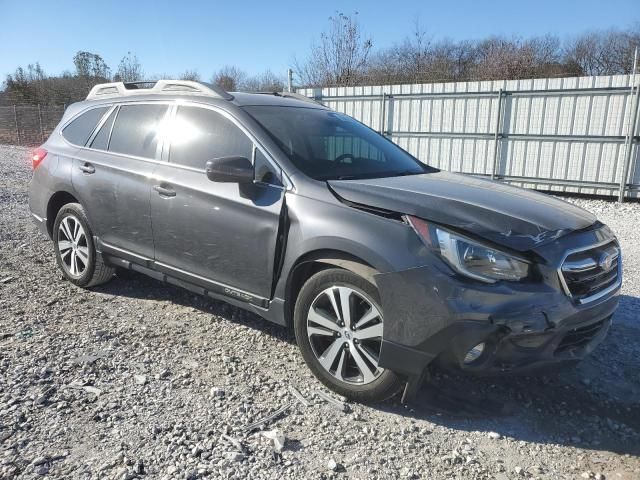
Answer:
[
  {"left": 294, "top": 268, "right": 403, "bottom": 403},
  {"left": 53, "top": 203, "right": 114, "bottom": 288}
]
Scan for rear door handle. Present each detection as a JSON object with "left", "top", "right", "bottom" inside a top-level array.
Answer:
[
  {"left": 79, "top": 163, "right": 95, "bottom": 174},
  {"left": 153, "top": 184, "right": 176, "bottom": 197}
]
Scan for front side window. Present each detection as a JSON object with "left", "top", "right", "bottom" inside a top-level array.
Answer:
[
  {"left": 255, "top": 149, "right": 282, "bottom": 186},
  {"left": 244, "top": 106, "right": 432, "bottom": 181},
  {"left": 108, "top": 104, "right": 168, "bottom": 159},
  {"left": 62, "top": 106, "right": 109, "bottom": 146},
  {"left": 168, "top": 106, "right": 253, "bottom": 169}
]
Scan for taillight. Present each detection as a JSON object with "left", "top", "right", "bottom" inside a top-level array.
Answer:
[{"left": 32, "top": 147, "right": 47, "bottom": 170}]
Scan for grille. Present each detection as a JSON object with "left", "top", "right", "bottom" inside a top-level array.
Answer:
[
  {"left": 559, "top": 241, "right": 621, "bottom": 304},
  {"left": 556, "top": 318, "right": 608, "bottom": 354}
]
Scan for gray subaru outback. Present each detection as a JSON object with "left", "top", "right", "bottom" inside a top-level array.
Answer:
[{"left": 28, "top": 80, "right": 621, "bottom": 402}]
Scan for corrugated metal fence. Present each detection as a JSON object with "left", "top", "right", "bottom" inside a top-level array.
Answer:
[{"left": 296, "top": 74, "right": 640, "bottom": 200}]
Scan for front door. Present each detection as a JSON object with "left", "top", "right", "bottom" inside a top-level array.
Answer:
[{"left": 150, "top": 105, "right": 284, "bottom": 302}]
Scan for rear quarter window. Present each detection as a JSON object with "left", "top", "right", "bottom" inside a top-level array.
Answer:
[
  {"left": 61, "top": 106, "right": 109, "bottom": 146},
  {"left": 90, "top": 107, "right": 117, "bottom": 150}
]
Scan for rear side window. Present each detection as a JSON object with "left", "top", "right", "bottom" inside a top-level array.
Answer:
[
  {"left": 109, "top": 104, "right": 168, "bottom": 159},
  {"left": 169, "top": 106, "right": 253, "bottom": 169},
  {"left": 90, "top": 108, "right": 117, "bottom": 150},
  {"left": 62, "top": 107, "right": 109, "bottom": 146}
]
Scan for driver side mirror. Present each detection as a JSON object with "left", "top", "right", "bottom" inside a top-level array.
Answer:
[{"left": 205, "top": 156, "right": 254, "bottom": 183}]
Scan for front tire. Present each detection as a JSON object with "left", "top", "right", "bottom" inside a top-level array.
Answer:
[
  {"left": 294, "top": 268, "right": 403, "bottom": 402},
  {"left": 53, "top": 203, "right": 114, "bottom": 288}
]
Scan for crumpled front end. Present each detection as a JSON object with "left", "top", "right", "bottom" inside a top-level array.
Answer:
[{"left": 374, "top": 225, "right": 621, "bottom": 377}]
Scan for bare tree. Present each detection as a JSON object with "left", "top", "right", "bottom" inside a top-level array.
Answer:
[
  {"left": 242, "top": 70, "right": 286, "bottom": 92},
  {"left": 565, "top": 27, "right": 640, "bottom": 75},
  {"left": 367, "top": 19, "right": 429, "bottom": 83},
  {"left": 115, "top": 52, "right": 144, "bottom": 82},
  {"left": 3, "top": 22, "right": 639, "bottom": 107},
  {"left": 212, "top": 65, "right": 246, "bottom": 91},
  {"left": 295, "top": 12, "right": 373, "bottom": 86},
  {"left": 179, "top": 70, "right": 201, "bottom": 81},
  {"left": 473, "top": 37, "right": 529, "bottom": 80}
]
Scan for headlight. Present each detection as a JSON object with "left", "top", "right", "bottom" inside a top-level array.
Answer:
[{"left": 407, "top": 215, "right": 529, "bottom": 283}]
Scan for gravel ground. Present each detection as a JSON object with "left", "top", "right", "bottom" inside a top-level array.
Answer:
[{"left": 1, "top": 144, "right": 639, "bottom": 480}]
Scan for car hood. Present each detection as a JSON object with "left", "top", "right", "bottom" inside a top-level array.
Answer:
[{"left": 328, "top": 171, "right": 597, "bottom": 251}]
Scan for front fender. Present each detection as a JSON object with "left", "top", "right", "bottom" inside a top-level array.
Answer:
[{"left": 273, "top": 192, "right": 428, "bottom": 300}]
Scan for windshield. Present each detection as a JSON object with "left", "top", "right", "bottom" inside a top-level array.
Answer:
[{"left": 243, "top": 105, "right": 434, "bottom": 181}]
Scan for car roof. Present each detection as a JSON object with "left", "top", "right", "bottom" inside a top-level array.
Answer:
[{"left": 230, "top": 92, "right": 325, "bottom": 108}]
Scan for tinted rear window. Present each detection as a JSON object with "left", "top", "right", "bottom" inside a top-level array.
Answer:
[
  {"left": 109, "top": 104, "right": 168, "bottom": 159},
  {"left": 62, "top": 107, "right": 109, "bottom": 146}
]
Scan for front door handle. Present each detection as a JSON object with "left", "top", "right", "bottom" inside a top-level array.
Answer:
[
  {"left": 79, "top": 163, "right": 95, "bottom": 174},
  {"left": 153, "top": 184, "right": 176, "bottom": 197}
]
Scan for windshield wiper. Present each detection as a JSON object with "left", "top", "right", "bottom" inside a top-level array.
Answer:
[
  {"left": 320, "top": 169, "right": 427, "bottom": 181},
  {"left": 394, "top": 169, "right": 425, "bottom": 177}
]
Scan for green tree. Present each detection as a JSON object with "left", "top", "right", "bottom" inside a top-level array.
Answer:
[{"left": 73, "top": 51, "right": 111, "bottom": 79}]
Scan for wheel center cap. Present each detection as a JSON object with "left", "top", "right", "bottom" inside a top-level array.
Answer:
[{"left": 344, "top": 330, "right": 352, "bottom": 340}]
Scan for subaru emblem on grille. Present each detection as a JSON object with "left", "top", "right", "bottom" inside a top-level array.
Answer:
[{"left": 598, "top": 250, "right": 615, "bottom": 271}]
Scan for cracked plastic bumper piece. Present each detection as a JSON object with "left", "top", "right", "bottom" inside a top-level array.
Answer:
[{"left": 374, "top": 264, "right": 620, "bottom": 377}]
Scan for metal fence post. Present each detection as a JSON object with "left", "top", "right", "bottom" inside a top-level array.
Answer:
[
  {"left": 618, "top": 81, "right": 640, "bottom": 202},
  {"left": 287, "top": 69, "right": 293, "bottom": 93},
  {"left": 379, "top": 93, "right": 386, "bottom": 135},
  {"left": 386, "top": 95, "right": 395, "bottom": 138},
  {"left": 619, "top": 47, "right": 639, "bottom": 203},
  {"left": 312, "top": 88, "right": 323, "bottom": 103},
  {"left": 491, "top": 88, "right": 504, "bottom": 180},
  {"left": 38, "top": 104, "right": 45, "bottom": 143},
  {"left": 13, "top": 105, "right": 20, "bottom": 146}
]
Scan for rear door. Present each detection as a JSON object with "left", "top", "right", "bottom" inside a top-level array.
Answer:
[
  {"left": 150, "top": 104, "right": 285, "bottom": 302},
  {"left": 70, "top": 103, "right": 169, "bottom": 260}
]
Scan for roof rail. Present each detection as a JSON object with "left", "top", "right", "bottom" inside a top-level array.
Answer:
[
  {"left": 256, "top": 91, "right": 324, "bottom": 106},
  {"left": 86, "top": 80, "right": 234, "bottom": 101}
]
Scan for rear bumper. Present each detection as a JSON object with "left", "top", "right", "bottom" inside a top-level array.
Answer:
[{"left": 374, "top": 263, "right": 620, "bottom": 377}]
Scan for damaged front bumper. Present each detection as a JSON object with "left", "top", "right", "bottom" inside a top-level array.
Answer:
[{"left": 374, "top": 254, "right": 620, "bottom": 377}]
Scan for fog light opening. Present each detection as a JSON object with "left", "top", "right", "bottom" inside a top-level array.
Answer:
[{"left": 463, "top": 342, "right": 486, "bottom": 365}]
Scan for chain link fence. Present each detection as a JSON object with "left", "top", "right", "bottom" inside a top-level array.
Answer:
[{"left": 0, "top": 105, "right": 66, "bottom": 147}]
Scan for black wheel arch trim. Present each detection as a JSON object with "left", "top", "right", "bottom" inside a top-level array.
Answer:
[
  {"left": 282, "top": 249, "right": 382, "bottom": 328},
  {"left": 46, "top": 187, "right": 96, "bottom": 239}
]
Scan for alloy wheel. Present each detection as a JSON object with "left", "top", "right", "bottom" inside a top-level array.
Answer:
[
  {"left": 307, "top": 286, "right": 384, "bottom": 385},
  {"left": 57, "top": 215, "right": 89, "bottom": 277}
]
